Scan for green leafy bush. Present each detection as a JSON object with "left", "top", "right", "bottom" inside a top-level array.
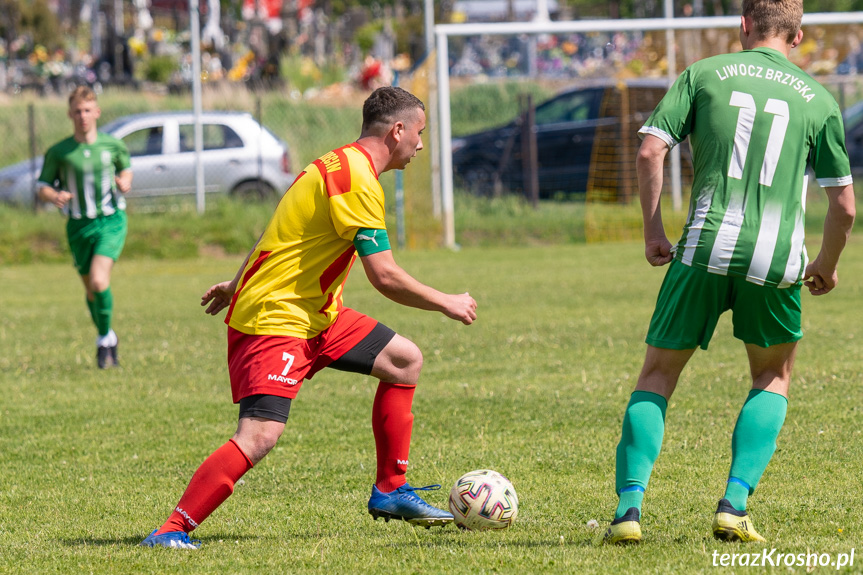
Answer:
[{"left": 143, "top": 54, "right": 179, "bottom": 83}]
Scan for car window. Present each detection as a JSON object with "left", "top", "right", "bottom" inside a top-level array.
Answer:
[
  {"left": 124, "top": 126, "right": 164, "bottom": 157},
  {"left": 534, "top": 91, "right": 599, "bottom": 125},
  {"left": 843, "top": 103, "right": 863, "bottom": 133},
  {"left": 179, "top": 123, "right": 244, "bottom": 152}
]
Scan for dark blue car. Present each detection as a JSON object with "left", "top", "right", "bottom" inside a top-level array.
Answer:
[{"left": 451, "top": 79, "right": 691, "bottom": 200}]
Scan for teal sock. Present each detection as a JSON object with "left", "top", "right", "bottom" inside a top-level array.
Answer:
[
  {"left": 724, "top": 389, "right": 788, "bottom": 511},
  {"left": 723, "top": 478, "right": 751, "bottom": 511},
  {"left": 614, "top": 390, "right": 667, "bottom": 519},
  {"left": 93, "top": 288, "right": 113, "bottom": 337},
  {"left": 617, "top": 487, "right": 644, "bottom": 518}
]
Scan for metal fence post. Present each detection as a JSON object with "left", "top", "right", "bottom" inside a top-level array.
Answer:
[
  {"left": 520, "top": 94, "right": 539, "bottom": 209},
  {"left": 257, "top": 95, "right": 264, "bottom": 194},
  {"left": 393, "top": 70, "right": 406, "bottom": 249},
  {"left": 28, "top": 103, "right": 37, "bottom": 212}
]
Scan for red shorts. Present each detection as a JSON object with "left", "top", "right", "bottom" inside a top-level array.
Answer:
[{"left": 227, "top": 308, "right": 379, "bottom": 403}]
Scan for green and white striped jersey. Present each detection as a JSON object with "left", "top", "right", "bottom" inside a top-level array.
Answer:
[
  {"left": 640, "top": 47, "right": 852, "bottom": 288},
  {"left": 38, "top": 133, "right": 132, "bottom": 220}
]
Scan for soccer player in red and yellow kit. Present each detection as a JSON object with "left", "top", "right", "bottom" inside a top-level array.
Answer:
[{"left": 142, "top": 87, "right": 477, "bottom": 549}]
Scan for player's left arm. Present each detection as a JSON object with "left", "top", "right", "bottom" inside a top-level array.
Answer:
[
  {"left": 356, "top": 230, "right": 476, "bottom": 325},
  {"left": 113, "top": 139, "right": 133, "bottom": 194},
  {"left": 805, "top": 106, "right": 857, "bottom": 295},
  {"left": 803, "top": 184, "right": 856, "bottom": 295},
  {"left": 115, "top": 169, "right": 133, "bottom": 194}
]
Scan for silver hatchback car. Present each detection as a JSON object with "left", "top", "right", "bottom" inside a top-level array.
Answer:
[{"left": 0, "top": 111, "right": 294, "bottom": 204}]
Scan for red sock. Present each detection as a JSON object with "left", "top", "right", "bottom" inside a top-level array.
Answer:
[
  {"left": 155, "top": 439, "right": 253, "bottom": 535},
  {"left": 372, "top": 382, "right": 416, "bottom": 493}
]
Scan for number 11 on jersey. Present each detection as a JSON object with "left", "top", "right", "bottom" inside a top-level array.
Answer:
[{"left": 728, "top": 91, "right": 790, "bottom": 187}]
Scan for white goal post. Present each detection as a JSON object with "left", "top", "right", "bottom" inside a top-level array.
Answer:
[{"left": 434, "top": 12, "right": 863, "bottom": 248}]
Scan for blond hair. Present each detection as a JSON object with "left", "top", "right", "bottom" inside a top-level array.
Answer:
[
  {"left": 742, "top": 0, "right": 803, "bottom": 43},
  {"left": 68, "top": 85, "right": 98, "bottom": 107}
]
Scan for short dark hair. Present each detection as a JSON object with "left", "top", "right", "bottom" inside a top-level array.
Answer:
[
  {"left": 742, "top": 0, "right": 802, "bottom": 43},
  {"left": 361, "top": 86, "right": 425, "bottom": 134}
]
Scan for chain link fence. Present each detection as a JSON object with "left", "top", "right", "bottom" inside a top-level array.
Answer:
[
  {"left": 0, "top": 84, "right": 360, "bottom": 206},
  {"left": 4, "top": 20, "right": 863, "bottom": 248},
  {"left": 0, "top": 80, "right": 446, "bottom": 246}
]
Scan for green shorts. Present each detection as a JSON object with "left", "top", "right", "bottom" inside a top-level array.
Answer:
[
  {"left": 646, "top": 260, "right": 802, "bottom": 350},
  {"left": 66, "top": 210, "right": 127, "bottom": 276}
]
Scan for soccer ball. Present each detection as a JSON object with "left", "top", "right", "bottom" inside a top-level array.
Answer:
[{"left": 448, "top": 469, "right": 519, "bottom": 530}]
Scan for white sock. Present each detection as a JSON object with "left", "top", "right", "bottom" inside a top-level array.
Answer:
[{"left": 96, "top": 329, "right": 117, "bottom": 348}]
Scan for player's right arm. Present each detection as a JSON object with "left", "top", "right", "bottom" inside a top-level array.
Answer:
[
  {"left": 637, "top": 134, "right": 674, "bottom": 267},
  {"left": 201, "top": 234, "right": 263, "bottom": 315},
  {"left": 36, "top": 148, "right": 73, "bottom": 208},
  {"left": 803, "top": 183, "right": 856, "bottom": 295},
  {"left": 360, "top": 249, "right": 477, "bottom": 325},
  {"left": 37, "top": 185, "right": 73, "bottom": 209},
  {"left": 113, "top": 138, "right": 133, "bottom": 193}
]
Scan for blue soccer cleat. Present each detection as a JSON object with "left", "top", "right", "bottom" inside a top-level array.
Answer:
[
  {"left": 140, "top": 529, "right": 201, "bottom": 549},
  {"left": 368, "top": 483, "right": 454, "bottom": 528}
]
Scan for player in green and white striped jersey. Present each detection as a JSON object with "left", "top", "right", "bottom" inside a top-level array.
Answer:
[
  {"left": 640, "top": 37, "right": 851, "bottom": 288},
  {"left": 38, "top": 86, "right": 133, "bottom": 369},
  {"left": 603, "top": 0, "right": 856, "bottom": 545}
]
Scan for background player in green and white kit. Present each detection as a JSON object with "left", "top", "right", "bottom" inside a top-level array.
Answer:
[
  {"left": 603, "top": 0, "right": 856, "bottom": 544},
  {"left": 37, "top": 86, "right": 133, "bottom": 369}
]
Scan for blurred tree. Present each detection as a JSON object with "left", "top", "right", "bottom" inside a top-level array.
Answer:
[
  {"left": 802, "top": 0, "right": 863, "bottom": 10},
  {"left": 355, "top": 20, "right": 383, "bottom": 54},
  {"left": 327, "top": 0, "right": 448, "bottom": 21},
  {"left": 394, "top": 12, "right": 426, "bottom": 61},
  {"left": 558, "top": 0, "right": 863, "bottom": 18},
  {"left": 0, "top": 0, "right": 23, "bottom": 47},
  {"left": 8, "top": 0, "right": 62, "bottom": 51}
]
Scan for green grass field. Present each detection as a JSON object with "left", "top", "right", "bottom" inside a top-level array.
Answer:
[{"left": 1, "top": 238, "right": 861, "bottom": 574}]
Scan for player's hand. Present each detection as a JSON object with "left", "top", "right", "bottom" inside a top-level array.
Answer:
[
  {"left": 645, "top": 236, "right": 674, "bottom": 267},
  {"left": 442, "top": 292, "right": 477, "bottom": 325},
  {"left": 52, "top": 190, "right": 73, "bottom": 209},
  {"left": 201, "top": 280, "right": 236, "bottom": 315},
  {"left": 115, "top": 169, "right": 133, "bottom": 194},
  {"left": 115, "top": 174, "right": 132, "bottom": 194},
  {"left": 803, "top": 259, "right": 838, "bottom": 296}
]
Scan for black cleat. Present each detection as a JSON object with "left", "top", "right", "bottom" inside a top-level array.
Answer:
[
  {"left": 97, "top": 346, "right": 112, "bottom": 369},
  {"left": 109, "top": 338, "right": 119, "bottom": 367}
]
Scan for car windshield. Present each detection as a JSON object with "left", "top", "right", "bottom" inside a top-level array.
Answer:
[
  {"left": 124, "top": 126, "right": 164, "bottom": 156},
  {"left": 534, "top": 90, "right": 599, "bottom": 125},
  {"left": 100, "top": 118, "right": 129, "bottom": 134},
  {"left": 843, "top": 101, "right": 863, "bottom": 129}
]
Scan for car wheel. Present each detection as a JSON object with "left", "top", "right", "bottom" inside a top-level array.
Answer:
[{"left": 230, "top": 180, "right": 277, "bottom": 201}]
